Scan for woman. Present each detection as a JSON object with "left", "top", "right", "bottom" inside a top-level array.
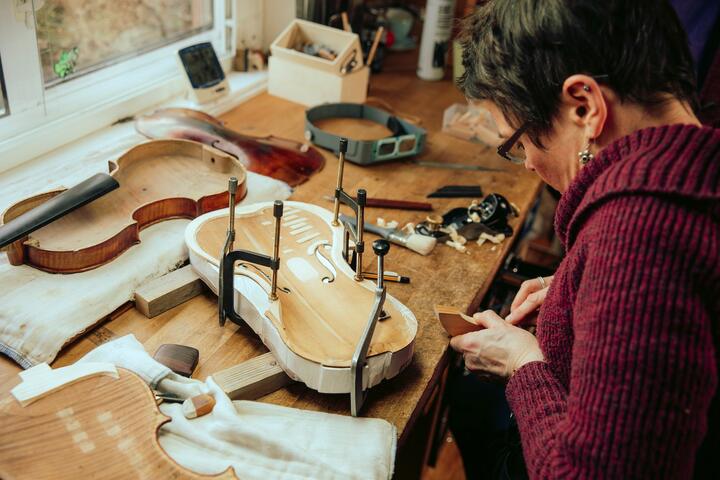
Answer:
[{"left": 450, "top": 1, "right": 720, "bottom": 478}]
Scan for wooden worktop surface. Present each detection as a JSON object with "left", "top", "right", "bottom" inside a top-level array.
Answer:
[{"left": 0, "top": 61, "right": 542, "bottom": 445}]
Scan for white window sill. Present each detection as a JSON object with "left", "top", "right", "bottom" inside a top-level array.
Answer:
[{"left": 0, "top": 71, "right": 268, "bottom": 215}]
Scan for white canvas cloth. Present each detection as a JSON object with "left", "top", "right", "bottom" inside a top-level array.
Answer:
[
  {"left": 79, "top": 335, "right": 396, "bottom": 480},
  {"left": 0, "top": 172, "right": 292, "bottom": 367}
]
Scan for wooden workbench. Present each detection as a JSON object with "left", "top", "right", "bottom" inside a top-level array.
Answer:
[{"left": 0, "top": 60, "right": 542, "bottom": 477}]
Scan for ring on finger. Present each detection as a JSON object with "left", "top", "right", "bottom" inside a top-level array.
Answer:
[{"left": 537, "top": 276, "right": 546, "bottom": 289}]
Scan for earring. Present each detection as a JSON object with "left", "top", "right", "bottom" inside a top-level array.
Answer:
[{"left": 578, "top": 140, "right": 594, "bottom": 165}]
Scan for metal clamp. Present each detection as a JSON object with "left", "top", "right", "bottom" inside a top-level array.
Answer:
[
  {"left": 219, "top": 186, "right": 283, "bottom": 327},
  {"left": 350, "top": 239, "right": 390, "bottom": 416},
  {"left": 331, "top": 138, "right": 367, "bottom": 281}
]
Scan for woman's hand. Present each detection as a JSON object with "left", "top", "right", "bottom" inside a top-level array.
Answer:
[
  {"left": 450, "top": 310, "right": 544, "bottom": 379},
  {"left": 505, "top": 275, "right": 553, "bottom": 326}
]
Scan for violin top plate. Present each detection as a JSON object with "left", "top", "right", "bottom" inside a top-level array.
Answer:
[{"left": 186, "top": 201, "right": 417, "bottom": 368}]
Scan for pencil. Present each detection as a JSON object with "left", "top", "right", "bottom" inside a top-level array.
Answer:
[{"left": 363, "top": 272, "right": 410, "bottom": 283}]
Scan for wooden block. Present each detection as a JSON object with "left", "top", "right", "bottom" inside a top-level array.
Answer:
[
  {"left": 135, "top": 265, "right": 205, "bottom": 318},
  {"left": 434, "top": 305, "right": 483, "bottom": 337},
  {"left": 153, "top": 344, "right": 199, "bottom": 377},
  {"left": 213, "top": 352, "right": 293, "bottom": 400}
]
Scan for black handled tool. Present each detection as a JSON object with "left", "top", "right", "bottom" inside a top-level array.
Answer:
[{"left": 0, "top": 173, "right": 119, "bottom": 249}]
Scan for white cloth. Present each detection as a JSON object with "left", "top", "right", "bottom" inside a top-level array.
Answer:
[
  {"left": 79, "top": 335, "right": 396, "bottom": 480},
  {"left": 0, "top": 172, "right": 292, "bottom": 368}
]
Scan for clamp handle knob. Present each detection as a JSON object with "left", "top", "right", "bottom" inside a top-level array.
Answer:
[
  {"left": 372, "top": 239, "right": 390, "bottom": 257},
  {"left": 356, "top": 189, "right": 367, "bottom": 206},
  {"left": 339, "top": 137, "right": 348, "bottom": 154},
  {"left": 273, "top": 200, "right": 284, "bottom": 218}
]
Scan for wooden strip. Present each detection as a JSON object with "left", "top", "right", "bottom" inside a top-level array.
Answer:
[
  {"left": 296, "top": 232, "right": 320, "bottom": 244},
  {"left": 289, "top": 225, "right": 313, "bottom": 236},
  {"left": 212, "top": 352, "right": 293, "bottom": 400},
  {"left": 134, "top": 265, "right": 206, "bottom": 318},
  {"left": 11, "top": 363, "right": 118, "bottom": 407}
]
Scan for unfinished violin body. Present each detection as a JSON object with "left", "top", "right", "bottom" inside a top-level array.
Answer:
[
  {"left": 0, "top": 365, "right": 236, "bottom": 479},
  {"left": 185, "top": 201, "right": 417, "bottom": 393},
  {"left": 135, "top": 108, "right": 325, "bottom": 187},
  {"left": 2, "top": 140, "right": 247, "bottom": 273}
]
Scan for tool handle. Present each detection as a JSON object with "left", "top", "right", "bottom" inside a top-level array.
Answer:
[
  {"left": 340, "top": 214, "right": 391, "bottom": 238},
  {"left": 365, "top": 198, "right": 433, "bottom": 211},
  {"left": 0, "top": 173, "right": 119, "bottom": 249}
]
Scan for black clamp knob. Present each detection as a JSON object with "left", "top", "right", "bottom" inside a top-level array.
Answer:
[
  {"left": 339, "top": 137, "right": 348, "bottom": 154},
  {"left": 356, "top": 189, "right": 367, "bottom": 207},
  {"left": 373, "top": 239, "right": 390, "bottom": 257},
  {"left": 373, "top": 239, "right": 390, "bottom": 289},
  {"left": 273, "top": 200, "right": 284, "bottom": 218}
]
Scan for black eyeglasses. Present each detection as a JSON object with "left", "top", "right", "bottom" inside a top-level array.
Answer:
[{"left": 497, "top": 122, "right": 529, "bottom": 165}]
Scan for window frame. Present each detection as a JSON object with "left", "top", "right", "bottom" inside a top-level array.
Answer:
[
  {"left": 0, "top": 0, "right": 235, "bottom": 173},
  {"left": 0, "top": 56, "right": 9, "bottom": 118}
]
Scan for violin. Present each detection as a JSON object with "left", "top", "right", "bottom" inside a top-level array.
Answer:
[
  {"left": 184, "top": 201, "right": 417, "bottom": 396},
  {"left": 1, "top": 139, "right": 247, "bottom": 273},
  {"left": 0, "top": 365, "right": 236, "bottom": 479},
  {"left": 135, "top": 108, "right": 325, "bottom": 187}
]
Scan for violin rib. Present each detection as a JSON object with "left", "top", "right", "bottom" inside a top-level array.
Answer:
[
  {"left": 186, "top": 202, "right": 417, "bottom": 394},
  {"left": 1, "top": 140, "right": 248, "bottom": 273},
  {"left": 136, "top": 108, "right": 325, "bottom": 187}
]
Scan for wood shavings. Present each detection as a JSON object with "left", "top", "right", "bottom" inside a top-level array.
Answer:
[
  {"left": 476, "top": 232, "right": 505, "bottom": 246},
  {"left": 445, "top": 240, "right": 469, "bottom": 254},
  {"left": 376, "top": 218, "right": 398, "bottom": 229},
  {"left": 402, "top": 223, "right": 415, "bottom": 234},
  {"left": 448, "top": 229, "right": 467, "bottom": 245},
  {"left": 469, "top": 212, "right": 481, "bottom": 223}
]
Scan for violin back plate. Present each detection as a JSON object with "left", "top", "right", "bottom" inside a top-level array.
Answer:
[
  {"left": 1, "top": 139, "right": 248, "bottom": 273},
  {"left": 136, "top": 108, "right": 325, "bottom": 187},
  {"left": 0, "top": 368, "right": 236, "bottom": 479},
  {"left": 186, "top": 201, "right": 417, "bottom": 394}
]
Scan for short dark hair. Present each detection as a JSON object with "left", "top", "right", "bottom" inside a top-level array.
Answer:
[{"left": 458, "top": 0, "right": 698, "bottom": 147}]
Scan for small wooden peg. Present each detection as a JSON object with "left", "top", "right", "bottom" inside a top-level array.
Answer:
[
  {"left": 182, "top": 393, "right": 216, "bottom": 419},
  {"left": 341, "top": 12, "right": 351, "bottom": 32},
  {"left": 366, "top": 26, "right": 384, "bottom": 67}
]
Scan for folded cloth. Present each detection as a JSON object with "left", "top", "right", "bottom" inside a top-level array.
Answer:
[
  {"left": 79, "top": 335, "right": 396, "bottom": 480},
  {"left": 0, "top": 172, "right": 292, "bottom": 368}
]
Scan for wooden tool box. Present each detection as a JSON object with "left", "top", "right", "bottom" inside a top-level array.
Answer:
[{"left": 268, "top": 19, "right": 369, "bottom": 106}]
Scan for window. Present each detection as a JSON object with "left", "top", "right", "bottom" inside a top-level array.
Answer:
[
  {"left": 36, "top": 1, "right": 214, "bottom": 87},
  {"left": 0, "top": 57, "right": 8, "bottom": 118},
  {"left": 0, "top": 0, "right": 234, "bottom": 172}
]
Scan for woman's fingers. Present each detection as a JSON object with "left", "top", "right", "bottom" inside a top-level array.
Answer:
[
  {"left": 505, "top": 289, "right": 548, "bottom": 325},
  {"left": 510, "top": 276, "right": 553, "bottom": 312},
  {"left": 449, "top": 330, "right": 480, "bottom": 353},
  {"left": 510, "top": 280, "right": 536, "bottom": 312},
  {"left": 449, "top": 311, "right": 503, "bottom": 352},
  {"left": 472, "top": 310, "right": 505, "bottom": 328}
]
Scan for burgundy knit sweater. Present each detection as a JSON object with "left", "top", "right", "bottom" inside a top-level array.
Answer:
[{"left": 506, "top": 124, "right": 720, "bottom": 479}]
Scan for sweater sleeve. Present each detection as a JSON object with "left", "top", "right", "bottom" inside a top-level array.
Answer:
[{"left": 506, "top": 195, "right": 718, "bottom": 479}]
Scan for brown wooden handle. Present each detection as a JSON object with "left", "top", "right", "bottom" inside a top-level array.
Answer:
[{"left": 365, "top": 198, "right": 433, "bottom": 211}]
